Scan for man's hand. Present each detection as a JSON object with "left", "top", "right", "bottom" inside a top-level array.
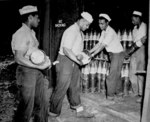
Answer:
[
  {"left": 76, "top": 54, "right": 84, "bottom": 66},
  {"left": 89, "top": 53, "right": 94, "bottom": 58},
  {"left": 76, "top": 53, "right": 91, "bottom": 66},
  {"left": 76, "top": 54, "right": 84, "bottom": 61},
  {"left": 83, "top": 49, "right": 90, "bottom": 56},
  {"left": 79, "top": 60, "right": 84, "bottom": 66},
  {"left": 125, "top": 42, "right": 139, "bottom": 58},
  {"left": 124, "top": 51, "right": 130, "bottom": 59},
  {"left": 40, "top": 56, "right": 51, "bottom": 69}
]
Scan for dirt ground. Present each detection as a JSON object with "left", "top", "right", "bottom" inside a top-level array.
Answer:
[
  {"left": 0, "top": 59, "right": 142, "bottom": 122},
  {"left": 0, "top": 84, "right": 142, "bottom": 122},
  {"left": 57, "top": 92, "right": 141, "bottom": 122}
]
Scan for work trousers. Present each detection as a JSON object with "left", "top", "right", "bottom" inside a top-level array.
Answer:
[
  {"left": 49, "top": 54, "right": 81, "bottom": 115},
  {"left": 106, "top": 52, "right": 125, "bottom": 96},
  {"left": 129, "top": 45, "right": 146, "bottom": 96},
  {"left": 13, "top": 65, "right": 49, "bottom": 122}
]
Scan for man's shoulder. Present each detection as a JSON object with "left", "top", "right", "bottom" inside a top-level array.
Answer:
[
  {"left": 65, "top": 23, "right": 78, "bottom": 32},
  {"left": 13, "top": 26, "right": 28, "bottom": 38},
  {"left": 135, "top": 22, "right": 147, "bottom": 32},
  {"left": 107, "top": 26, "right": 116, "bottom": 34},
  {"left": 141, "top": 22, "right": 147, "bottom": 28},
  {"left": 108, "top": 26, "right": 115, "bottom": 31}
]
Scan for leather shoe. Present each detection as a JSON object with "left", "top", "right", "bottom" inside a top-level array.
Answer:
[
  {"left": 107, "top": 96, "right": 115, "bottom": 100},
  {"left": 76, "top": 110, "right": 94, "bottom": 118},
  {"left": 114, "top": 96, "right": 124, "bottom": 102},
  {"left": 136, "top": 97, "right": 142, "bottom": 103},
  {"left": 48, "top": 116, "right": 65, "bottom": 122}
]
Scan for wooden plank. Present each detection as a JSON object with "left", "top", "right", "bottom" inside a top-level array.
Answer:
[{"left": 141, "top": 1, "right": 150, "bottom": 122}]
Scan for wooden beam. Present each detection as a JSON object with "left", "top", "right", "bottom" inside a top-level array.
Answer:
[{"left": 141, "top": 1, "right": 150, "bottom": 122}]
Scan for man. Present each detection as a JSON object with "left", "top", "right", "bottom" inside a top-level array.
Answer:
[
  {"left": 11, "top": 5, "right": 51, "bottom": 122},
  {"left": 49, "top": 12, "right": 94, "bottom": 121},
  {"left": 89, "top": 13, "right": 125, "bottom": 100},
  {"left": 127, "top": 10, "right": 147, "bottom": 103}
]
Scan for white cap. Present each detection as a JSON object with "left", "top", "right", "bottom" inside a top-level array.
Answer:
[
  {"left": 81, "top": 12, "right": 93, "bottom": 23},
  {"left": 19, "top": 5, "right": 38, "bottom": 15},
  {"left": 99, "top": 13, "right": 111, "bottom": 22},
  {"left": 133, "top": 11, "right": 142, "bottom": 16}
]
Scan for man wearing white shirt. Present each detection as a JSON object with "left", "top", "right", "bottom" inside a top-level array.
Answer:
[
  {"left": 49, "top": 12, "right": 94, "bottom": 121},
  {"left": 89, "top": 13, "right": 125, "bottom": 100},
  {"left": 12, "top": 5, "right": 51, "bottom": 122},
  {"left": 128, "top": 10, "right": 147, "bottom": 102}
]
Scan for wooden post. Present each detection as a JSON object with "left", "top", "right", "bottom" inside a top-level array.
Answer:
[
  {"left": 40, "top": 0, "right": 54, "bottom": 86},
  {"left": 141, "top": 1, "right": 150, "bottom": 122},
  {"left": 41, "top": 0, "right": 51, "bottom": 56}
]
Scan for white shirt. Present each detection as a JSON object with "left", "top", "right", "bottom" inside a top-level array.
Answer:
[
  {"left": 59, "top": 23, "right": 84, "bottom": 55},
  {"left": 11, "top": 23, "right": 39, "bottom": 59},
  {"left": 99, "top": 26, "right": 123, "bottom": 53},
  {"left": 132, "top": 22, "right": 147, "bottom": 47}
]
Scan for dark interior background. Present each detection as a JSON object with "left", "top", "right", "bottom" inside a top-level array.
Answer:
[
  {"left": 0, "top": 0, "right": 148, "bottom": 56},
  {"left": 0, "top": 0, "right": 148, "bottom": 86}
]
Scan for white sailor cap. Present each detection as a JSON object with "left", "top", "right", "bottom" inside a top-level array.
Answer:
[
  {"left": 99, "top": 13, "right": 111, "bottom": 22},
  {"left": 133, "top": 11, "right": 142, "bottom": 17},
  {"left": 81, "top": 12, "right": 93, "bottom": 23},
  {"left": 19, "top": 5, "right": 38, "bottom": 15}
]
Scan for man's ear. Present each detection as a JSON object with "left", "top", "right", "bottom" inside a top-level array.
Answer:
[
  {"left": 28, "top": 15, "right": 33, "bottom": 21},
  {"left": 106, "top": 21, "right": 109, "bottom": 24}
]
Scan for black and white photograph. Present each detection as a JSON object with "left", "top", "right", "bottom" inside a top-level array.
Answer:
[{"left": 0, "top": 0, "right": 149, "bottom": 122}]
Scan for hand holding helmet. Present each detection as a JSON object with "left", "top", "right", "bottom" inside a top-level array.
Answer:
[
  {"left": 30, "top": 49, "right": 46, "bottom": 65},
  {"left": 76, "top": 52, "right": 91, "bottom": 65},
  {"left": 29, "top": 49, "right": 52, "bottom": 69}
]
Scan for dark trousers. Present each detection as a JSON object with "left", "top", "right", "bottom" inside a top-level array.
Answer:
[
  {"left": 13, "top": 65, "right": 49, "bottom": 122},
  {"left": 106, "top": 52, "right": 125, "bottom": 96},
  {"left": 50, "top": 54, "right": 81, "bottom": 115}
]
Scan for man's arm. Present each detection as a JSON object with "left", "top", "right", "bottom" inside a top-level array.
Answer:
[
  {"left": 89, "top": 42, "right": 100, "bottom": 54},
  {"left": 89, "top": 42, "right": 106, "bottom": 57},
  {"left": 140, "top": 23, "right": 147, "bottom": 44},
  {"left": 125, "top": 35, "right": 147, "bottom": 57},
  {"left": 12, "top": 32, "right": 51, "bottom": 69},
  {"left": 62, "top": 30, "right": 82, "bottom": 65},
  {"left": 140, "top": 35, "right": 147, "bottom": 44},
  {"left": 13, "top": 36, "right": 50, "bottom": 70},
  {"left": 89, "top": 30, "right": 113, "bottom": 57},
  {"left": 134, "top": 23, "right": 147, "bottom": 46},
  {"left": 63, "top": 47, "right": 82, "bottom": 65},
  {"left": 126, "top": 24, "right": 147, "bottom": 57},
  {"left": 15, "top": 50, "right": 51, "bottom": 70}
]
